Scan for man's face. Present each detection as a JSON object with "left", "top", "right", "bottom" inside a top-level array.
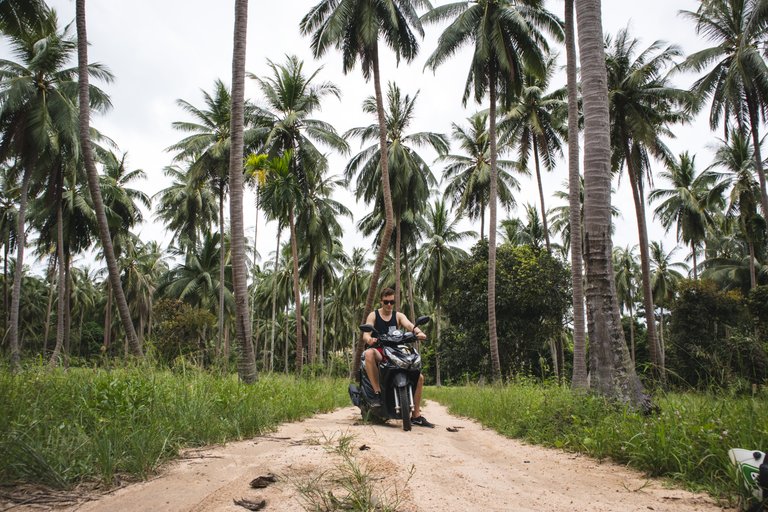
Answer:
[{"left": 381, "top": 295, "right": 395, "bottom": 314}]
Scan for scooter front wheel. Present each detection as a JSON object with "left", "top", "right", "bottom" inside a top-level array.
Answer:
[{"left": 397, "top": 386, "right": 411, "bottom": 431}]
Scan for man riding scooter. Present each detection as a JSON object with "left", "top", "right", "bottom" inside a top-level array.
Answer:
[{"left": 361, "top": 288, "right": 434, "bottom": 428}]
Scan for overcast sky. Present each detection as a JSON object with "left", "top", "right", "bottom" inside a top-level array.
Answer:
[{"left": 4, "top": 0, "right": 711, "bottom": 271}]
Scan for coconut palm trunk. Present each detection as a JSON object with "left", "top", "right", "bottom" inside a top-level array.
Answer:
[
  {"left": 623, "top": 144, "right": 660, "bottom": 373},
  {"left": 319, "top": 277, "right": 325, "bottom": 366},
  {"left": 628, "top": 298, "right": 635, "bottom": 362},
  {"left": 352, "top": 44, "right": 395, "bottom": 380},
  {"left": 8, "top": 166, "right": 30, "bottom": 371},
  {"left": 49, "top": 197, "right": 66, "bottom": 366},
  {"left": 691, "top": 242, "right": 698, "bottom": 280},
  {"left": 575, "top": 0, "right": 647, "bottom": 407},
  {"left": 103, "top": 282, "right": 112, "bottom": 350},
  {"left": 565, "top": 0, "right": 588, "bottom": 389},
  {"left": 746, "top": 96, "right": 768, "bottom": 219},
  {"left": 76, "top": 0, "right": 142, "bottom": 357},
  {"left": 63, "top": 255, "right": 72, "bottom": 366},
  {"left": 308, "top": 287, "right": 316, "bottom": 365},
  {"left": 289, "top": 208, "right": 303, "bottom": 374},
  {"left": 532, "top": 138, "right": 551, "bottom": 252},
  {"left": 435, "top": 299, "right": 442, "bottom": 387},
  {"left": 395, "top": 220, "right": 402, "bottom": 306},
  {"left": 488, "top": 71, "right": 501, "bottom": 382},
  {"left": 270, "top": 229, "right": 280, "bottom": 372},
  {"left": 43, "top": 255, "right": 57, "bottom": 354},
  {"left": 218, "top": 187, "right": 226, "bottom": 356},
  {"left": 228, "top": 0, "right": 257, "bottom": 383}
]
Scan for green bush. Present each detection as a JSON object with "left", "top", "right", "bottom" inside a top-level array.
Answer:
[
  {"left": 668, "top": 280, "right": 768, "bottom": 388},
  {"left": 151, "top": 299, "right": 216, "bottom": 365},
  {"left": 747, "top": 285, "right": 768, "bottom": 342},
  {"left": 438, "top": 241, "right": 571, "bottom": 381}
]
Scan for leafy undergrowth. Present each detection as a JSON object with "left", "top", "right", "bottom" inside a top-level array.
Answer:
[
  {"left": 426, "top": 383, "right": 768, "bottom": 506},
  {"left": 0, "top": 366, "right": 348, "bottom": 488}
]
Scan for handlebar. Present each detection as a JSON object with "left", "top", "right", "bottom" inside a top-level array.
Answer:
[{"left": 368, "top": 331, "right": 419, "bottom": 348}]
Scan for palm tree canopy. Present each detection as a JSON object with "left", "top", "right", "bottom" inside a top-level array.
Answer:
[
  {"left": 345, "top": 81, "right": 444, "bottom": 216},
  {"left": 422, "top": 0, "right": 563, "bottom": 105},
  {"left": 605, "top": 27, "right": 691, "bottom": 181},
  {"left": 300, "top": 0, "right": 431, "bottom": 80},
  {"left": 439, "top": 112, "right": 522, "bottom": 221},
  {"left": 499, "top": 56, "right": 568, "bottom": 172},
  {"left": 678, "top": 0, "right": 768, "bottom": 132},
  {"left": 650, "top": 151, "right": 726, "bottom": 247}
]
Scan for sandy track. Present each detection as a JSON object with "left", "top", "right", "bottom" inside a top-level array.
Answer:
[{"left": 18, "top": 400, "right": 731, "bottom": 511}]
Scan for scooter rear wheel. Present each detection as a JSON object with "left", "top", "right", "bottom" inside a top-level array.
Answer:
[{"left": 398, "top": 386, "right": 411, "bottom": 431}]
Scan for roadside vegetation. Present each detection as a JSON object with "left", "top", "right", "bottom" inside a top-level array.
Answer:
[
  {"left": 0, "top": 365, "right": 347, "bottom": 488},
  {"left": 426, "top": 383, "right": 768, "bottom": 504}
]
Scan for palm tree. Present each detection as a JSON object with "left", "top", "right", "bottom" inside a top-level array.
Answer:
[
  {"left": 159, "top": 233, "right": 232, "bottom": 313},
  {"left": 500, "top": 57, "right": 567, "bottom": 253},
  {"left": 416, "top": 199, "right": 473, "bottom": 385},
  {"left": 500, "top": 205, "right": 547, "bottom": 250},
  {"left": 564, "top": 0, "right": 587, "bottom": 390},
  {"left": 575, "top": 0, "right": 647, "bottom": 406},
  {"left": 649, "top": 241, "right": 688, "bottom": 361},
  {"left": 228, "top": 0, "right": 256, "bottom": 382},
  {"left": 244, "top": 153, "right": 268, "bottom": 267},
  {"left": 440, "top": 112, "right": 521, "bottom": 240},
  {"left": 650, "top": 152, "right": 726, "bottom": 279},
  {"left": 75, "top": 0, "right": 143, "bottom": 361},
  {"left": 612, "top": 245, "right": 639, "bottom": 362},
  {"left": 300, "top": 0, "right": 430, "bottom": 379},
  {"left": 0, "top": 5, "right": 104, "bottom": 367},
  {"left": 259, "top": 151, "right": 305, "bottom": 373},
  {"left": 251, "top": 56, "right": 349, "bottom": 371},
  {"left": 252, "top": 55, "right": 348, "bottom": 171},
  {"left": 701, "top": 217, "right": 767, "bottom": 292},
  {"left": 423, "top": 0, "right": 562, "bottom": 381},
  {"left": 167, "top": 80, "right": 241, "bottom": 356},
  {"left": 679, "top": 0, "right": 768, "bottom": 219},
  {"left": 154, "top": 164, "right": 218, "bottom": 249},
  {"left": 606, "top": 27, "right": 690, "bottom": 376},
  {"left": 296, "top": 172, "right": 351, "bottom": 365},
  {"left": 344, "top": 81, "right": 446, "bottom": 307},
  {"left": 708, "top": 132, "right": 766, "bottom": 289},
  {"left": 121, "top": 239, "right": 167, "bottom": 344}
]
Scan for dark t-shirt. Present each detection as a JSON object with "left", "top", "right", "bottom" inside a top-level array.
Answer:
[{"left": 374, "top": 309, "right": 398, "bottom": 335}]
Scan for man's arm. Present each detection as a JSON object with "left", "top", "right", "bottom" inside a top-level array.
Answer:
[
  {"left": 362, "top": 311, "right": 376, "bottom": 346},
  {"left": 398, "top": 313, "right": 427, "bottom": 340}
]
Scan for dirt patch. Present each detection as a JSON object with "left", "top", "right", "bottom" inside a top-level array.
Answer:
[{"left": 2, "top": 401, "right": 732, "bottom": 511}]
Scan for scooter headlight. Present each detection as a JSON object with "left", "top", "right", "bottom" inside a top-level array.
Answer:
[{"left": 384, "top": 347, "right": 411, "bottom": 369}]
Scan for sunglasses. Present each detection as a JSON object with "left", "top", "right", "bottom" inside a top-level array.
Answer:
[{"left": 382, "top": 300, "right": 395, "bottom": 305}]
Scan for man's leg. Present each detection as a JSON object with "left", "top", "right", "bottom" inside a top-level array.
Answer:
[
  {"left": 412, "top": 373, "right": 424, "bottom": 417},
  {"left": 364, "top": 348, "right": 383, "bottom": 392},
  {"left": 411, "top": 374, "right": 434, "bottom": 427}
]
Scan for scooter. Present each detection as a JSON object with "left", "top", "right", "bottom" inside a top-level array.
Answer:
[
  {"left": 348, "top": 316, "right": 430, "bottom": 431},
  {"left": 729, "top": 448, "right": 768, "bottom": 511}
]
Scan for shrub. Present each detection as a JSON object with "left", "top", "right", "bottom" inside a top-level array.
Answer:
[
  {"left": 439, "top": 241, "right": 571, "bottom": 381},
  {"left": 668, "top": 280, "right": 767, "bottom": 388},
  {"left": 151, "top": 299, "right": 216, "bottom": 365}
]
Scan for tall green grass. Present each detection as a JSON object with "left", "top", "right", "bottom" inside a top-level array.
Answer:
[
  {"left": 0, "top": 366, "right": 348, "bottom": 488},
  {"left": 426, "top": 384, "right": 768, "bottom": 502}
]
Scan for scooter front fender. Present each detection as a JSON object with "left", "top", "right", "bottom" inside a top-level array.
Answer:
[{"left": 392, "top": 372, "right": 408, "bottom": 388}]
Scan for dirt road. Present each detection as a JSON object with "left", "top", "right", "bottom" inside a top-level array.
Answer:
[{"left": 40, "top": 401, "right": 731, "bottom": 511}]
